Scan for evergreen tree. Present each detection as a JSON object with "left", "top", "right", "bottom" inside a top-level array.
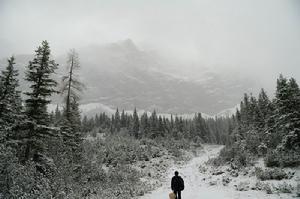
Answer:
[
  {"left": 0, "top": 56, "right": 22, "bottom": 126},
  {"left": 256, "top": 88, "right": 273, "bottom": 152},
  {"left": 149, "top": 110, "right": 158, "bottom": 138},
  {"left": 257, "top": 88, "right": 272, "bottom": 128},
  {"left": 111, "top": 115, "right": 115, "bottom": 133},
  {"left": 274, "top": 76, "right": 300, "bottom": 150},
  {"left": 82, "top": 115, "right": 89, "bottom": 132},
  {"left": 163, "top": 117, "right": 170, "bottom": 135},
  {"left": 284, "top": 78, "right": 300, "bottom": 149},
  {"left": 114, "top": 108, "right": 121, "bottom": 132},
  {"left": 0, "top": 56, "right": 23, "bottom": 151},
  {"left": 194, "top": 113, "right": 209, "bottom": 142},
  {"left": 170, "top": 114, "right": 174, "bottom": 130},
  {"left": 94, "top": 114, "right": 100, "bottom": 127},
  {"left": 158, "top": 116, "right": 165, "bottom": 137},
  {"left": 69, "top": 98, "right": 82, "bottom": 157},
  {"left": 53, "top": 105, "right": 62, "bottom": 125},
  {"left": 140, "top": 112, "right": 149, "bottom": 136},
  {"left": 240, "top": 93, "right": 251, "bottom": 128},
  {"left": 249, "top": 94, "right": 259, "bottom": 127},
  {"left": 172, "top": 116, "right": 180, "bottom": 139},
  {"left": 271, "top": 74, "right": 291, "bottom": 148},
  {"left": 24, "top": 40, "right": 58, "bottom": 161},
  {"left": 120, "top": 110, "right": 126, "bottom": 128},
  {"left": 131, "top": 108, "right": 139, "bottom": 138}
]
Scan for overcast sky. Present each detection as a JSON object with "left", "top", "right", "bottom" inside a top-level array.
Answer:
[{"left": 0, "top": 0, "right": 300, "bottom": 91}]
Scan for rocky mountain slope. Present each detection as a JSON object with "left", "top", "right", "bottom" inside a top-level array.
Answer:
[{"left": 0, "top": 39, "right": 253, "bottom": 115}]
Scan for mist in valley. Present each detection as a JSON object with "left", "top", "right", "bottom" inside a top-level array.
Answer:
[{"left": 1, "top": 0, "right": 300, "bottom": 115}]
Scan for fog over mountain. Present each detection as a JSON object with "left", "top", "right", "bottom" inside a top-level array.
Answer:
[
  {"left": 1, "top": 0, "right": 300, "bottom": 115},
  {"left": 1, "top": 39, "right": 256, "bottom": 115}
]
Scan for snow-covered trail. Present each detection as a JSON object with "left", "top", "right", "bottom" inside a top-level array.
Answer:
[
  {"left": 139, "top": 145, "right": 283, "bottom": 199},
  {"left": 140, "top": 145, "right": 229, "bottom": 199}
]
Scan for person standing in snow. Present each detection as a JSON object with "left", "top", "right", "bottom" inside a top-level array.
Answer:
[{"left": 171, "top": 171, "right": 184, "bottom": 199}]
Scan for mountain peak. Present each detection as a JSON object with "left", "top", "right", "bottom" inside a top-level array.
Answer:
[
  {"left": 107, "top": 38, "right": 139, "bottom": 54},
  {"left": 121, "top": 38, "right": 136, "bottom": 49}
]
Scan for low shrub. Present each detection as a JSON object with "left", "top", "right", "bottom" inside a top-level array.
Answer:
[
  {"left": 236, "top": 181, "right": 250, "bottom": 191},
  {"left": 279, "top": 150, "right": 300, "bottom": 167},
  {"left": 210, "top": 145, "right": 253, "bottom": 168},
  {"left": 159, "top": 136, "right": 191, "bottom": 158},
  {"left": 296, "top": 182, "right": 300, "bottom": 197},
  {"left": 255, "top": 167, "right": 289, "bottom": 181},
  {"left": 263, "top": 183, "right": 273, "bottom": 194},
  {"left": 265, "top": 149, "right": 300, "bottom": 168},
  {"left": 0, "top": 145, "right": 54, "bottom": 199},
  {"left": 198, "top": 165, "right": 207, "bottom": 173},
  {"left": 264, "top": 151, "right": 280, "bottom": 167},
  {"left": 88, "top": 135, "right": 165, "bottom": 167},
  {"left": 252, "top": 181, "right": 273, "bottom": 194},
  {"left": 222, "top": 176, "right": 232, "bottom": 186},
  {"left": 275, "top": 182, "right": 294, "bottom": 194}
]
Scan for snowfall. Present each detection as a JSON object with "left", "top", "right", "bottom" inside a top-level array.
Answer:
[{"left": 139, "top": 145, "right": 299, "bottom": 199}]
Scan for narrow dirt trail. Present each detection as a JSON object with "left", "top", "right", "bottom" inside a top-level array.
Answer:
[{"left": 139, "top": 145, "right": 284, "bottom": 199}]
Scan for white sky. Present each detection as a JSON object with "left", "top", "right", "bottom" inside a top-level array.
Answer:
[{"left": 0, "top": 0, "right": 300, "bottom": 91}]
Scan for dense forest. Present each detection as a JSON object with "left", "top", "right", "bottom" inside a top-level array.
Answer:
[
  {"left": 54, "top": 108, "right": 234, "bottom": 145},
  {"left": 214, "top": 75, "right": 300, "bottom": 168},
  {"left": 0, "top": 41, "right": 233, "bottom": 198},
  {"left": 0, "top": 40, "right": 299, "bottom": 198}
]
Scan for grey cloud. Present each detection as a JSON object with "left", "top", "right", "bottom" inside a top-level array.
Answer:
[{"left": 0, "top": 0, "right": 299, "bottom": 92}]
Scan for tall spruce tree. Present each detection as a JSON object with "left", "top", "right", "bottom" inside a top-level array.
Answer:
[
  {"left": 132, "top": 108, "right": 139, "bottom": 138},
  {"left": 54, "top": 105, "right": 62, "bottom": 125},
  {"left": 158, "top": 116, "right": 165, "bottom": 137},
  {"left": 114, "top": 108, "right": 121, "bottom": 132},
  {"left": 140, "top": 112, "right": 149, "bottom": 136},
  {"left": 24, "top": 40, "right": 58, "bottom": 161},
  {"left": 284, "top": 78, "right": 300, "bottom": 149},
  {"left": 120, "top": 110, "right": 126, "bottom": 128},
  {"left": 0, "top": 56, "right": 23, "bottom": 144},
  {"left": 257, "top": 88, "right": 272, "bottom": 128},
  {"left": 149, "top": 110, "right": 158, "bottom": 138},
  {"left": 271, "top": 74, "right": 291, "bottom": 148},
  {"left": 194, "top": 113, "right": 209, "bottom": 142},
  {"left": 0, "top": 56, "right": 22, "bottom": 125},
  {"left": 274, "top": 76, "right": 300, "bottom": 150},
  {"left": 249, "top": 94, "right": 259, "bottom": 127}
]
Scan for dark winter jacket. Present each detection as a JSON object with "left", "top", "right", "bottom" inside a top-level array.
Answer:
[{"left": 171, "top": 176, "right": 184, "bottom": 191}]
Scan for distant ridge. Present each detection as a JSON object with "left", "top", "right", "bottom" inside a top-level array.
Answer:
[{"left": 1, "top": 39, "right": 253, "bottom": 115}]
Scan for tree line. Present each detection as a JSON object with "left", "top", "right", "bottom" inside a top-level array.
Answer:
[
  {"left": 61, "top": 109, "right": 233, "bottom": 145},
  {"left": 218, "top": 75, "right": 300, "bottom": 168}
]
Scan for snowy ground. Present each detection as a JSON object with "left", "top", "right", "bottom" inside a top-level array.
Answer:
[{"left": 139, "top": 145, "right": 297, "bottom": 199}]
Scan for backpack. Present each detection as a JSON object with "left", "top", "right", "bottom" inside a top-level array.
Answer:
[{"left": 179, "top": 177, "right": 184, "bottom": 191}]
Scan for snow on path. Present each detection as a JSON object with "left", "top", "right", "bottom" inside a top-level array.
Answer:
[{"left": 140, "top": 145, "right": 288, "bottom": 199}]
